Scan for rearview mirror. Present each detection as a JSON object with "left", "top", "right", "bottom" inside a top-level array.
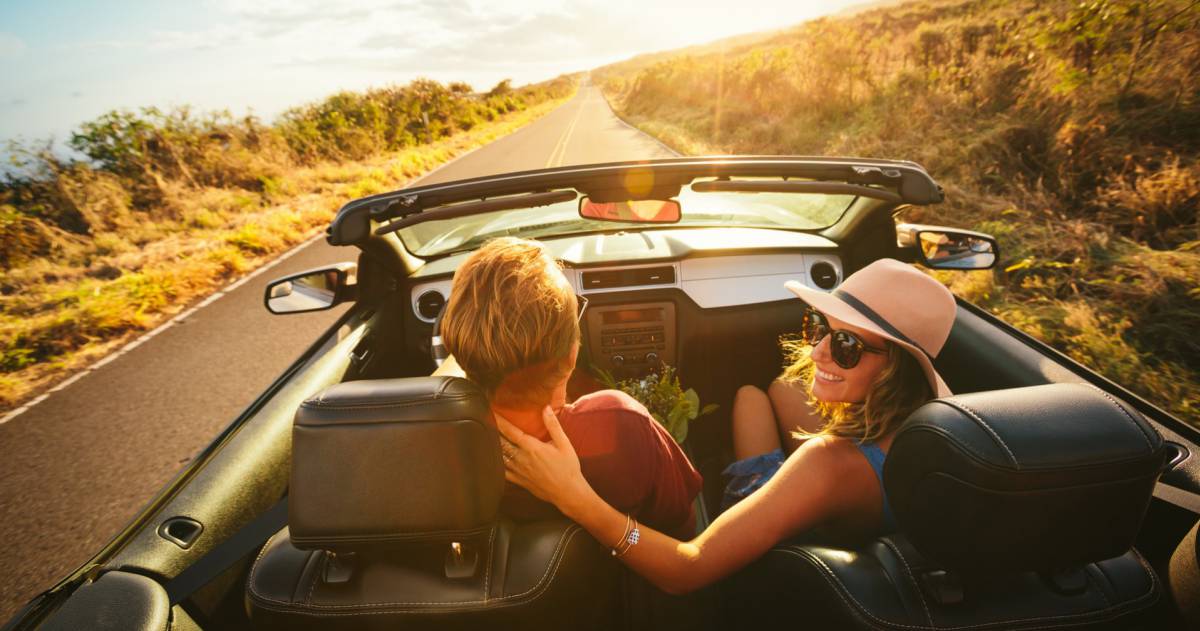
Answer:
[
  {"left": 897, "top": 224, "right": 998, "bottom": 270},
  {"left": 264, "top": 262, "right": 357, "bottom": 314},
  {"left": 579, "top": 197, "right": 681, "bottom": 223}
]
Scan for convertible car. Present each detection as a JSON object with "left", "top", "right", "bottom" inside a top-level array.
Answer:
[{"left": 7, "top": 157, "right": 1200, "bottom": 630}]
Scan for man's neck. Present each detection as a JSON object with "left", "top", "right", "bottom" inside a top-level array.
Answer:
[{"left": 490, "top": 403, "right": 550, "bottom": 441}]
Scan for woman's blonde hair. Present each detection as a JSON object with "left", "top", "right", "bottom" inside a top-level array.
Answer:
[
  {"left": 440, "top": 237, "right": 579, "bottom": 408},
  {"left": 779, "top": 336, "right": 933, "bottom": 443}
]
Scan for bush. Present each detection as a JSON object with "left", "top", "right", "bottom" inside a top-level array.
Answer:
[{"left": 0, "top": 73, "right": 577, "bottom": 407}]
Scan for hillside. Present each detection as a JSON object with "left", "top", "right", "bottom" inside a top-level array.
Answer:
[
  {"left": 595, "top": 0, "right": 1200, "bottom": 425},
  {"left": 0, "top": 76, "right": 576, "bottom": 409}
]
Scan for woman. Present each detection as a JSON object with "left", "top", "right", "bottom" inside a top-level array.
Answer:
[{"left": 496, "top": 258, "right": 956, "bottom": 595}]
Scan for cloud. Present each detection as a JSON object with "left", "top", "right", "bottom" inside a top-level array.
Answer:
[
  {"left": 50, "top": 0, "right": 826, "bottom": 110},
  {"left": 0, "top": 33, "right": 27, "bottom": 59},
  {"left": 269, "top": 1, "right": 671, "bottom": 82}
]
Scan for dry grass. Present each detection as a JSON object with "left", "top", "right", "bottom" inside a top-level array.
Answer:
[
  {"left": 0, "top": 94, "right": 573, "bottom": 410},
  {"left": 595, "top": 0, "right": 1200, "bottom": 426}
]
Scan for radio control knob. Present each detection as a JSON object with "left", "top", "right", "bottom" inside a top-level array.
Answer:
[
  {"left": 645, "top": 352, "right": 659, "bottom": 364},
  {"left": 612, "top": 355, "right": 625, "bottom": 366}
]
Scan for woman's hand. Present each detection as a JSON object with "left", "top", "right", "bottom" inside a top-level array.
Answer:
[{"left": 496, "top": 406, "right": 593, "bottom": 517}]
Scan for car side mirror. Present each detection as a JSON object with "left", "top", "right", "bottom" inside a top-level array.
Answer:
[
  {"left": 264, "top": 262, "right": 358, "bottom": 314},
  {"left": 897, "top": 223, "right": 998, "bottom": 270}
]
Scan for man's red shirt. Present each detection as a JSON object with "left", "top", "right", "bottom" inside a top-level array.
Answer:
[{"left": 501, "top": 390, "right": 703, "bottom": 540}]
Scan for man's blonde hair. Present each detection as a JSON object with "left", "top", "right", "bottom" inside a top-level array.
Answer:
[{"left": 441, "top": 237, "right": 579, "bottom": 408}]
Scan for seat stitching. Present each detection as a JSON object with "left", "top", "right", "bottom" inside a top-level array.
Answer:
[
  {"left": 1084, "top": 564, "right": 1113, "bottom": 608},
  {"left": 1083, "top": 385, "right": 1155, "bottom": 452},
  {"left": 774, "top": 546, "right": 1158, "bottom": 630},
  {"left": 482, "top": 524, "right": 496, "bottom": 601},
  {"left": 291, "top": 525, "right": 493, "bottom": 545},
  {"left": 902, "top": 426, "right": 1156, "bottom": 472},
  {"left": 298, "top": 395, "right": 473, "bottom": 412},
  {"left": 937, "top": 400, "right": 1018, "bottom": 467},
  {"left": 249, "top": 526, "right": 582, "bottom": 610},
  {"left": 879, "top": 538, "right": 933, "bottom": 625},
  {"left": 246, "top": 530, "right": 281, "bottom": 602},
  {"left": 307, "top": 551, "right": 321, "bottom": 604},
  {"left": 1129, "top": 547, "right": 1160, "bottom": 600}
]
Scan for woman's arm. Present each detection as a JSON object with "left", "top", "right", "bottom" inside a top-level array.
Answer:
[{"left": 499, "top": 407, "right": 854, "bottom": 594}]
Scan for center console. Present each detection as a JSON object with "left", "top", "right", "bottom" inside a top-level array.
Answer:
[{"left": 585, "top": 301, "right": 676, "bottom": 378}]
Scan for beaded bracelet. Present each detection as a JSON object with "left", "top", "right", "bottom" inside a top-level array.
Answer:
[
  {"left": 611, "top": 514, "right": 632, "bottom": 556},
  {"left": 612, "top": 516, "right": 640, "bottom": 558}
]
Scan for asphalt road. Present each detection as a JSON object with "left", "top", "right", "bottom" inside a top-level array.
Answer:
[{"left": 0, "top": 84, "right": 674, "bottom": 622}]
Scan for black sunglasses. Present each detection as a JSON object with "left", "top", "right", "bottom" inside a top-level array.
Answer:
[{"left": 801, "top": 308, "right": 888, "bottom": 369}]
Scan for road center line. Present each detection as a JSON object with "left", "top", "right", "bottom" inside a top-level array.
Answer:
[{"left": 546, "top": 96, "right": 586, "bottom": 168}]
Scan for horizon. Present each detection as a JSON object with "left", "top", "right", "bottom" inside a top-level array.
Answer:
[{"left": 0, "top": 0, "right": 870, "bottom": 149}]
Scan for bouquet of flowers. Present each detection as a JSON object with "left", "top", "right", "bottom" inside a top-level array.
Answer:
[{"left": 593, "top": 365, "right": 718, "bottom": 444}]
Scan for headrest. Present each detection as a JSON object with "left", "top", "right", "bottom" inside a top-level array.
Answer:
[
  {"left": 289, "top": 376, "right": 501, "bottom": 552},
  {"left": 884, "top": 383, "right": 1166, "bottom": 572}
]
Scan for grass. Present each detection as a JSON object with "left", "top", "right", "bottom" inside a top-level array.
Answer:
[
  {"left": 593, "top": 0, "right": 1200, "bottom": 426},
  {"left": 0, "top": 89, "right": 575, "bottom": 410}
]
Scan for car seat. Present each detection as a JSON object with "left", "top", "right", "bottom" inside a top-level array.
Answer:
[
  {"left": 721, "top": 383, "right": 1171, "bottom": 630},
  {"left": 245, "top": 376, "right": 623, "bottom": 630}
]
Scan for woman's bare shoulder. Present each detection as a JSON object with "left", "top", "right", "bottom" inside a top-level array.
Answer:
[
  {"left": 789, "top": 434, "right": 864, "bottom": 467},
  {"left": 777, "top": 435, "right": 877, "bottom": 498}
]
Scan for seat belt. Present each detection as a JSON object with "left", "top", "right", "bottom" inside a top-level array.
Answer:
[{"left": 164, "top": 497, "right": 288, "bottom": 605}]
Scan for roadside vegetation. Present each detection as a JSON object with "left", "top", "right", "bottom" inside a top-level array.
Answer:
[
  {"left": 0, "top": 77, "right": 576, "bottom": 410},
  {"left": 595, "top": 0, "right": 1200, "bottom": 425}
]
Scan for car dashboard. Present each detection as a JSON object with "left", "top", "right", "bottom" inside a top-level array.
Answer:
[{"left": 407, "top": 227, "right": 842, "bottom": 380}]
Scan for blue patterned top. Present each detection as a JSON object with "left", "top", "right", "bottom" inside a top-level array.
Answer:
[{"left": 857, "top": 441, "right": 898, "bottom": 532}]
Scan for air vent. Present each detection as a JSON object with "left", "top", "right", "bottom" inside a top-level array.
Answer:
[
  {"left": 581, "top": 266, "right": 675, "bottom": 290},
  {"left": 415, "top": 290, "right": 446, "bottom": 322},
  {"left": 810, "top": 262, "right": 838, "bottom": 290}
]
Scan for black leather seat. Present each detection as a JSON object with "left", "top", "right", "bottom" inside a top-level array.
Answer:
[
  {"left": 722, "top": 383, "right": 1171, "bottom": 630},
  {"left": 245, "top": 376, "right": 623, "bottom": 630}
]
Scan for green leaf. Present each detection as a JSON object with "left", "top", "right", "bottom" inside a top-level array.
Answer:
[
  {"left": 671, "top": 419, "right": 689, "bottom": 444},
  {"left": 590, "top": 363, "right": 716, "bottom": 445},
  {"left": 667, "top": 399, "right": 690, "bottom": 427},
  {"left": 699, "top": 403, "right": 720, "bottom": 417},
  {"left": 590, "top": 364, "right": 617, "bottom": 389},
  {"left": 683, "top": 389, "right": 700, "bottom": 419}
]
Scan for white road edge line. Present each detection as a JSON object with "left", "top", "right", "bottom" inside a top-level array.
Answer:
[
  {"left": 595, "top": 86, "right": 682, "bottom": 158},
  {"left": 614, "top": 115, "right": 681, "bottom": 157},
  {"left": 0, "top": 91, "right": 581, "bottom": 427},
  {"left": 0, "top": 230, "right": 325, "bottom": 427}
]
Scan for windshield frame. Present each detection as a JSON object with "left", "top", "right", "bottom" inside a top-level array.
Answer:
[{"left": 395, "top": 186, "right": 859, "bottom": 258}]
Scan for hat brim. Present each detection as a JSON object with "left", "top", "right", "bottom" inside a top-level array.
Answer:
[{"left": 784, "top": 280, "right": 951, "bottom": 399}]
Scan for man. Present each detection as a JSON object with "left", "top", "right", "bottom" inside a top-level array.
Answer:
[{"left": 438, "top": 237, "right": 702, "bottom": 539}]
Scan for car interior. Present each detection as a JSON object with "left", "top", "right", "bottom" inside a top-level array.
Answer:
[{"left": 23, "top": 158, "right": 1200, "bottom": 631}]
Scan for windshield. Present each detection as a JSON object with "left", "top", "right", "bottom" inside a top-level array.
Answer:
[{"left": 397, "top": 183, "right": 855, "bottom": 257}]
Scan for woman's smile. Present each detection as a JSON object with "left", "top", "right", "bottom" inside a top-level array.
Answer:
[{"left": 814, "top": 367, "right": 845, "bottom": 383}]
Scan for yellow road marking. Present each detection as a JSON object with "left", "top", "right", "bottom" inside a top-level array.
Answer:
[{"left": 545, "top": 94, "right": 586, "bottom": 168}]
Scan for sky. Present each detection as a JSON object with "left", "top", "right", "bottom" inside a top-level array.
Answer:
[{"left": 0, "top": 0, "right": 869, "bottom": 148}]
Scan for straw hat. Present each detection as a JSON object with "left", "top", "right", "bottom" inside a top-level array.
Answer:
[{"left": 784, "top": 258, "right": 956, "bottom": 398}]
